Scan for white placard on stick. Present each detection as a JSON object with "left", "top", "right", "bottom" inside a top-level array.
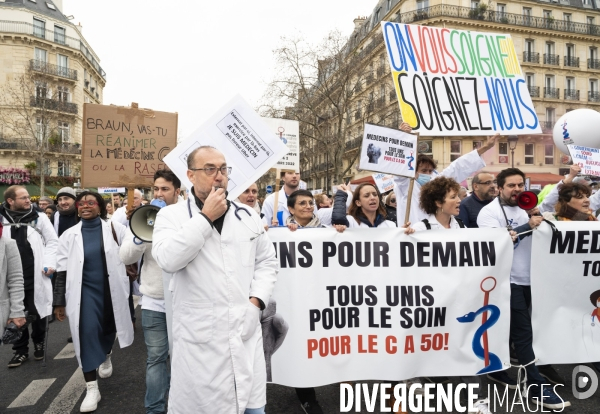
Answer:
[
  {"left": 372, "top": 173, "right": 395, "bottom": 193},
  {"left": 568, "top": 144, "right": 600, "bottom": 177},
  {"left": 359, "top": 123, "right": 417, "bottom": 178},
  {"left": 262, "top": 118, "right": 300, "bottom": 172},
  {"left": 163, "top": 95, "right": 289, "bottom": 200}
]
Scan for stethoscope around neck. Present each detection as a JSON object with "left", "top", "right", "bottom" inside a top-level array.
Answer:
[{"left": 187, "top": 197, "right": 264, "bottom": 240}]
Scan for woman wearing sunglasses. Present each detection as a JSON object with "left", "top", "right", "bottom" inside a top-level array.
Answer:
[
  {"left": 383, "top": 192, "right": 398, "bottom": 225},
  {"left": 53, "top": 191, "right": 133, "bottom": 413}
]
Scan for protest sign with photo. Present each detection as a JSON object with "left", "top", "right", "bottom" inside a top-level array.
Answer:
[
  {"left": 265, "top": 227, "right": 512, "bottom": 387},
  {"left": 381, "top": 23, "right": 540, "bottom": 136},
  {"left": 532, "top": 221, "right": 600, "bottom": 365},
  {"left": 568, "top": 144, "right": 600, "bottom": 177},
  {"left": 359, "top": 123, "right": 417, "bottom": 177},
  {"left": 163, "top": 95, "right": 289, "bottom": 200},
  {"left": 262, "top": 117, "right": 300, "bottom": 172},
  {"left": 82, "top": 104, "right": 178, "bottom": 187}
]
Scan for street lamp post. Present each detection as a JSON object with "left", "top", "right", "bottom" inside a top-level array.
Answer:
[{"left": 507, "top": 135, "right": 519, "bottom": 168}]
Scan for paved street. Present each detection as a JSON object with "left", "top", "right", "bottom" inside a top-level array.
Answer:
[{"left": 2, "top": 300, "right": 600, "bottom": 413}]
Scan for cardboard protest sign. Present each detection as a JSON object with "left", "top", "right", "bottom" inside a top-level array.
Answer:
[
  {"left": 82, "top": 104, "right": 178, "bottom": 188},
  {"left": 568, "top": 145, "right": 600, "bottom": 177},
  {"left": 359, "top": 123, "right": 417, "bottom": 177},
  {"left": 381, "top": 22, "right": 541, "bottom": 136},
  {"left": 266, "top": 227, "right": 512, "bottom": 386},
  {"left": 262, "top": 118, "right": 300, "bottom": 172},
  {"left": 163, "top": 95, "right": 289, "bottom": 200},
  {"left": 372, "top": 173, "right": 395, "bottom": 193}
]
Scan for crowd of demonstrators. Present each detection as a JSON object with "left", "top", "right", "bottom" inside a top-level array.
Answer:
[
  {"left": 394, "top": 122, "right": 499, "bottom": 225},
  {"left": 458, "top": 172, "right": 497, "bottom": 228},
  {"left": 0, "top": 185, "right": 57, "bottom": 367},
  {"left": 53, "top": 191, "right": 133, "bottom": 412},
  {"left": 119, "top": 170, "right": 182, "bottom": 414},
  {"left": 5, "top": 151, "right": 598, "bottom": 414}
]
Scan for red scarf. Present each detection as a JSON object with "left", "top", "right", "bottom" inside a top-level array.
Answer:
[{"left": 592, "top": 308, "right": 600, "bottom": 321}]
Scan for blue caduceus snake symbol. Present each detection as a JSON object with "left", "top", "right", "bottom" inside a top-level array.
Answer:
[
  {"left": 456, "top": 276, "right": 502, "bottom": 375},
  {"left": 407, "top": 151, "right": 415, "bottom": 171}
]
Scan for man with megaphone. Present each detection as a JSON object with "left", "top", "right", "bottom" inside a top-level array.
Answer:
[
  {"left": 152, "top": 145, "right": 278, "bottom": 414},
  {"left": 477, "top": 168, "right": 571, "bottom": 410},
  {"left": 119, "top": 169, "right": 181, "bottom": 414}
]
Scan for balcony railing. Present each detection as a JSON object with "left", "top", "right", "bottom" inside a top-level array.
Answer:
[
  {"left": 589, "top": 59, "right": 600, "bottom": 69},
  {"left": 564, "top": 89, "right": 580, "bottom": 100},
  {"left": 0, "top": 138, "right": 81, "bottom": 154},
  {"left": 544, "top": 54, "right": 560, "bottom": 65},
  {"left": 0, "top": 20, "right": 106, "bottom": 79},
  {"left": 544, "top": 87, "right": 560, "bottom": 99},
  {"left": 564, "top": 56, "right": 580, "bottom": 67},
  {"left": 523, "top": 52, "right": 540, "bottom": 63},
  {"left": 528, "top": 86, "right": 540, "bottom": 97},
  {"left": 542, "top": 121, "right": 555, "bottom": 131},
  {"left": 589, "top": 91, "right": 600, "bottom": 102},
  {"left": 389, "top": 5, "right": 600, "bottom": 37},
  {"left": 29, "top": 59, "right": 77, "bottom": 81},
  {"left": 30, "top": 96, "right": 78, "bottom": 114},
  {"left": 345, "top": 137, "right": 362, "bottom": 151}
]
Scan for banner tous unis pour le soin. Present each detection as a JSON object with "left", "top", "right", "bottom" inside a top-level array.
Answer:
[{"left": 264, "top": 228, "right": 513, "bottom": 387}]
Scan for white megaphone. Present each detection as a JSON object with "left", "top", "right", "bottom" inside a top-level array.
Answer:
[{"left": 129, "top": 199, "right": 165, "bottom": 243}]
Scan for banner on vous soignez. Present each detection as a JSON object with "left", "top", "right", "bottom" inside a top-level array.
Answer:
[
  {"left": 264, "top": 227, "right": 513, "bottom": 387},
  {"left": 532, "top": 221, "right": 600, "bottom": 365},
  {"left": 381, "top": 22, "right": 541, "bottom": 136}
]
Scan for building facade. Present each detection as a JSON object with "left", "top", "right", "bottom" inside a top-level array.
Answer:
[
  {"left": 0, "top": 0, "right": 105, "bottom": 180},
  {"left": 300, "top": 0, "right": 600, "bottom": 191}
]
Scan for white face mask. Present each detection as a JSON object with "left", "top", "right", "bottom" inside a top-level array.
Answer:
[{"left": 416, "top": 174, "right": 432, "bottom": 186}]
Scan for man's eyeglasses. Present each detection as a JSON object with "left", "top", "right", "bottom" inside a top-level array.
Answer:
[
  {"left": 478, "top": 180, "right": 497, "bottom": 186},
  {"left": 15, "top": 196, "right": 30, "bottom": 200},
  {"left": 296, "top": 200, "right": 315, "bottom": 207},
  {"left": 189, "top": 166, "right": 232, "bottom": 177},
  {"left": 76, "top": 200, "right": 99, "bottom": 207}
]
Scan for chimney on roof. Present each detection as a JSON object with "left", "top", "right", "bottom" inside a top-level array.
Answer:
[
  {"left": 53, "top": 0, "right": 62, "bottom": 12},
  {"left": 353, "top": 16, "right": 367, "bottom": 30}
]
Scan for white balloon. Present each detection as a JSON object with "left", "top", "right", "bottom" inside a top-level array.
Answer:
[{"left": 553, "top": 109, "right": 600, "bottom": 154}]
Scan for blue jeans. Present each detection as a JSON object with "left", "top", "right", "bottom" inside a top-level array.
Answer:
[
  {"left": 244, "top": 407, "right": 265, "bottom": 414},
  {"left": 142, "top": 309, "right": 170, "bottom": 414}
]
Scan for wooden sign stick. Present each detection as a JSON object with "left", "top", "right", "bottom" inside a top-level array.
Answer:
[
  {"left": 403, "top": 132, "right": 420, "bottom": 226},
  {"left": 127, "top": 186, "right": 135, "bottom": 217},
  {"left": 272, "top": 169, "right": 281, "bottom": 226}
]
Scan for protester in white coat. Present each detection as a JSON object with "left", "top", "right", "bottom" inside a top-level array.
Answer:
[
  {"left": 0, "top": 185, "right": 57, "bottom": 367},
  {"left": 332, "top": 183, "right": 396, "bottom": 231},
  {"left": 54, "top": 191, "right": 133, "bottom": 413},
  {"left": 0, "top": 227, "right": 25, "bottom": 340},
  {"left": 152, "top": 146, "right": 278, "bottom": 414},
  {"left": 262, "top": 171, "right": 316, "bottom": 226},
  {"left": 394, "top": 122, "right": 499, "bottom": 226}
]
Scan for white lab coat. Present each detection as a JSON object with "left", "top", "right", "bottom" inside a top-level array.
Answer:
[
  {"left": 0, "top": 212, "right": 57, "bottom": 319},
  {"left": 152, "top": 199, "right": 278, "bottom": 414},
  {"left": 394, "top": 149, "right": 486, "bottom": 225},
  {"left": 56, "top": 219, "right": 134, "bottom": 368}
]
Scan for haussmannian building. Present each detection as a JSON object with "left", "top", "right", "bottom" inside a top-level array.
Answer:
[
  {"left": 0, "top": 0, "right": 105, "bottom": 178},
  {"left": 300, "top": 0, "right": 600, "bottom": 191}
]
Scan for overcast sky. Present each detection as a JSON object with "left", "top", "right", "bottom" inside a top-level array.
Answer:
[{"left": 64, "top": 0, "right": 374, "bottom": 139}]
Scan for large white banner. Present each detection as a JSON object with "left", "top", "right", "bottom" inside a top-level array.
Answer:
[
  {"left": 532, "top": 221, "right": 600, "bottom": 365},
  {"left": 265, "top": 228, "right": 513, "bottom": 387},
  {"left": 381, "top": 22, "right": 540, "bottom": 136},
  {"left": 262, "top": 117, "right": 300, "bottom": 172},
  {"left": 359, "top": 123, "right": 417, "bottom": 177},
  {"left": 163, "top": 95, "right": 289, "bottom": 200}
]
